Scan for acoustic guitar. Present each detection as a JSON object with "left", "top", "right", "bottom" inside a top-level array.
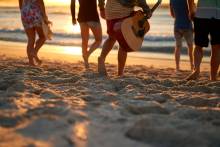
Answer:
[{"left": 121, "top": 0, "right": 162, "bottom": 51}]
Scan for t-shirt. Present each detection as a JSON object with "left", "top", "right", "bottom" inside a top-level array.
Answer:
[
  {"left": 99, "top": 0, "right": 150, "bottom": 20},
  {"left": 170, "top": 0, "right": 193, "bottom": 30},
  {"left": 105, "top": 0, "right": 133, "bottom": 20},
  {"left": 196, "top": 0, "right": 220, "bottom": 19}
]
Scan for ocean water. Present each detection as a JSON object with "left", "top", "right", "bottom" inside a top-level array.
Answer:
[{"left": 0, "top": 6, "right": 210, "bottom": 56}]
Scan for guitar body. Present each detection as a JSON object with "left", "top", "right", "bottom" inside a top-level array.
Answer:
[
  {"left": 131, "top": 11, "right": 150, "bottom": 38},
  {"left": 120, "top": 0, "right": 162, "bottom": 52},
  {"left": 121, "top": 11, "right": 150, "bottom": 51}
]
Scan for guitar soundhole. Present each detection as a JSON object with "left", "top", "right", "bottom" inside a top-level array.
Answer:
[
  {"left": 138, "top": 20, "right": 144, "bottom": 28},
  {"left": 132, "top": 26, "right": 145, "bottom": 38},
  {"left": 138, "top": 29, "right": 145, "bottom": 37}
]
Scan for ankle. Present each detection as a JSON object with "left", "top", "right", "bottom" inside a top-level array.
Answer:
[
  {"left": 98, "top": 56, "right": 105, "bottom": 62},
  {"left": 194, "top": 70, "right": 200, "bottom": 74},
  {"left": 210, "top": 76, "right": 217, "bottom": 81}
]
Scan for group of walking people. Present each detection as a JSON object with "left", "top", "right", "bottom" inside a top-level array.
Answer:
[
  {"left": 170, "top": 0, "right": 220, "bottom": 81},
  {"left": 18, "top": 0, "right": 220, "bottom": 81}
]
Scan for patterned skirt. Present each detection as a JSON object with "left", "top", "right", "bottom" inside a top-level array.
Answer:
[{"left": 21, "top": 3, "right": 43, "bottom": 29}]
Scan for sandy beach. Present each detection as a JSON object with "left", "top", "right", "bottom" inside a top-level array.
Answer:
[
  {"left": 0, "top": 41, "right": 220, "bottom": 147},
  {"left": 0, "top": 40, "right": 210, "bottom": 71}
]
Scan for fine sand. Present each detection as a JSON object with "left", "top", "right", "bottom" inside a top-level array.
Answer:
[{"left": 0, "top": 41, "right": 220, "bottom": 147}]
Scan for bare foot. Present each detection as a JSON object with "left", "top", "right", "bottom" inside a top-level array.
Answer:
[
  {"left": 83, "top": 54, "right": 89, "bottom": 69},
  {"left": 28, "top": 61, "right": 35, "bottom": 67},
  {"left": 28, "top": 55, "right": 36, "bottom": 66},
  {"left": 186, "top": 71, "right": 200, "bottom": 80},
  {"left": 118, "top": 73, "right": 124, "bottom": 77},
  {"left": 210, "top": 77, "right": 217, "bottom": 81},
  {"left": 98, "top": 57, "right": 107, "bottom": 76},
  {"left": 30, "top": 53, "right": 42, "bottom": 66},
  {"left": 210, "top": 72, "right": 219, "bottom": 81},
  {"left": 175, "top": 69, "right": 181, "bottom": 74},
  {"left": 34, "top": 56, "right": 42, "bottom": 66},
  {"left": 190, "top": 65, "right": 194, "bottom": 72}
]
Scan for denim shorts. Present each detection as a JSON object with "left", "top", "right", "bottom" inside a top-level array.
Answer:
[{"left": 174, "top": 29, "right": 193, "bottom": 48}]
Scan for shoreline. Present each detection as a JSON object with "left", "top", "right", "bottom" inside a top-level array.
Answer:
[
  {"left": 0, "top": 36, "right": 211, "bottom": 57},
  {"left": 0, "top": 40, "right": 210, "bottom": 71}
]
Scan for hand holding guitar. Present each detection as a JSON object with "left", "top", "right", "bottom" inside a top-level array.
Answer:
[
  {"left": 132, "top": 0, "right": 162, "bottom": 38},
  {"left": 145, "top": 9, "right": 152, "bottom": 19},
  {"left": 120, "top": 0, "right": 162, "bottom": 51}
]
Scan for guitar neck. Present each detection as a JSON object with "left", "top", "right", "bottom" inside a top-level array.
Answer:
[
  {"left": 151, "top": 0, "right": 162, "bottom": 13},
  {"left": 141, "top": 0, "right": 162, "bottom": 21}
]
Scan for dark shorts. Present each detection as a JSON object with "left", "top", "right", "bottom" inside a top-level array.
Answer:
[
  {"left": 106, "top": 15, "right": 133, "bottom": 52},
  {"left": 194, "top": 17, "right": 220, "bottom": 47}
]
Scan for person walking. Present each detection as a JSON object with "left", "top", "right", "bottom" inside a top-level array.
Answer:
[
  {"left": 71, "top": 0, "right": 103, "bottom": 68},
  {"left": 187, "top": 0, "right": 220, "bottom": 81},
  {"left": 98, "top": 0, "right": 152, "bottom": 76},
  {"left": 170, "top": 0, "right": 194, "bottom": 72},
  {"left": 19, "top": 0, "right": 51, "bottom": 66}
]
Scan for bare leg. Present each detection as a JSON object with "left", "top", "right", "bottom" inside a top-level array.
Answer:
[
  {"left": 174, "top": 46, "right": 181, "bottom": 71},
  {"left": 34, "top": 27, "right": 46, "bottom": 65},
  {"left": 79, "top": 23, "right": 90, "bottom": 68},
  {"left": 187, "top": 43, "right": 194, "bottom": 71},
  {"left": 186, "top": 45, "right": 203, "bottom": 80},
  {"left": 210, "top": 45, "right": 220, "bottom": 80},
  {"left": 25, "top": 28, "right": 36, "bottom": 66},
  {"left": 87, "top": 24, "right": 102, "bottom": 59},
  {"left": 118, "top": 47, "right": 127, "bottom": 76},
  {"left": 184, "top": 30, "right": 194, "bottom": 71},
  {"left": 98, "top": 36, "right": 116, "bottom": 75},
  {"left": 174, "top": 30, "right": 182, "bottom": 72}
]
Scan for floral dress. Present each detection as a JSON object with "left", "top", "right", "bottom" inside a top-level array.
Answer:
[{"left": 21, "top": 0, "right": 43, "bottom": 29}]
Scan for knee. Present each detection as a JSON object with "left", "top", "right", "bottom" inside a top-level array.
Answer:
[
  {"left": 175, "top": 42, "right": 182, "bottom": 49},
  {"left": 119, "top": 47, "right": 127, "bottom": 54},
  {"left": 27, "top": 38, "right": 35, "bottom": 46},
  {"left": 40, "top": 36, "right": 46, "bottom": 42},
  {"left": 95, "top": 38, "right": 102, "bottom": 46},
  {"left": 107, "top": 36, "right": 116, "bottom": 43},
  {"left": 175, "top": 47, "right": 181, "bottom": 52},
  {"left": 81, "top": 38, "right": 88, "bottom": 44},
  {"left": 212, "top": 45, "right": 220, "bottom": 52},
  {"left": 195, "top": 45, "right": 203, "bottom": 52},
  {"left": 212, "top": 45, "right": 220, "bottom": 59}
]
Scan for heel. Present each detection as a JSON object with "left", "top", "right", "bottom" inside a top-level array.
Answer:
[{"left": 31, "top": 53, "right": 42, "bottom": 66}]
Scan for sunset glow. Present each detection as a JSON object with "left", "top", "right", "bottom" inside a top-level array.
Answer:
[{"left": 57, "top": 46, "right": 82, "bottom": 55}]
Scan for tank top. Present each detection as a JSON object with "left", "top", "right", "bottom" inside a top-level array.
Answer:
[{"left": 77, "top": 0, "right": 100, "bottom": 22}]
